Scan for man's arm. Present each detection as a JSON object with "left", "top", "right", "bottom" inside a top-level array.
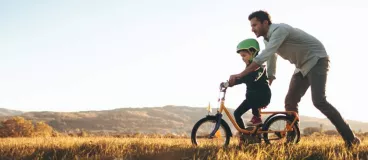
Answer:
[
  {"left": 238, "top": 62, "right": 260, "bottom": 79},
  {"left": 252, "top": 26, "right": 289, "bottom": 66},
  {"left": 267, "top": 53, "right": 277, "bottom": 85},
  {"left": 229, "top": 62, "right": 260, "bottom": 86},
  {"left": 229, "top": 26, "right": 289, "bottom": 86}
]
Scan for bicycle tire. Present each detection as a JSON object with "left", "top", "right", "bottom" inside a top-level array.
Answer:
[{"left": 191, "top": 115, "right": 232, "bottom": 147}]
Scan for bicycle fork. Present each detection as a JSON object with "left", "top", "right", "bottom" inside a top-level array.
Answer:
[{"left": 208, "top": 111, "right": 222, "bottom": 138}]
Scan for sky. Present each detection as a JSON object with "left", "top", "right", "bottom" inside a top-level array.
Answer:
[{"left": 1, "top": 0, "right": 368, "bottom": 122}]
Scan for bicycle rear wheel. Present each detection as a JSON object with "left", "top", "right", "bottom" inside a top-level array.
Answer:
[
  {"left": 262, "top": 115, "right": 300, "bottom": 144},
  {"left": 191, "top": 116, "right": 232, "bottom": 147}
]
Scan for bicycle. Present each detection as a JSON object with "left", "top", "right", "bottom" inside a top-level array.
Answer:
[{"left": 191, "top": 81, "right": 301, "bottom": 147}]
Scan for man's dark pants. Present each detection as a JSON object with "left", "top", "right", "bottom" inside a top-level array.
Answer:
[{"left": 284, "top": 57, "right": 356, "bottom": 143}]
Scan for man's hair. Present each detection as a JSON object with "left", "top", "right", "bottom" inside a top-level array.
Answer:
[{"left": 248, "top": 10, "right": 272, "bottom": 25}]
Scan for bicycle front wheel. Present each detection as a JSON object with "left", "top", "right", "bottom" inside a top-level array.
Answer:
[{"left": 191, "top": 116, "right": 232, "bottom": 147}]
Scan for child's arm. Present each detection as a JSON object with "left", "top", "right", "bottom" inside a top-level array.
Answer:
[
  {"left": 233, "top": 77, "right": 245, "bottom": 86},
  {"left": 232, "top": 68, "right": 264, "bottom": 86},
  {"left": 243, "top": 67, "right": 265, "bottom": 82}
]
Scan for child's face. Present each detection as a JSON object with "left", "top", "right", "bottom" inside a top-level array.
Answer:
[{"left": 239, "top": 50, "right": 251, "bottom": 64}]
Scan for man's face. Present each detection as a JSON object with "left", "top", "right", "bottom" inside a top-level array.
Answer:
[{"left": 250, "top": 17, "right": 269, "bottom": 38}]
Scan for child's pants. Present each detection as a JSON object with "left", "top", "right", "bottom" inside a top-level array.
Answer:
[{"left": 234, "top": 100, "right": 260, "bottom": 130}]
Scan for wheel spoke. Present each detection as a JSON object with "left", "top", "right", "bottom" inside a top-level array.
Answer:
[
  {"left": 262, "top": 116, "right": 300, "bottom": 144},
  {"left": 191, "top": 116, "right": 230, "bottom": 147}
]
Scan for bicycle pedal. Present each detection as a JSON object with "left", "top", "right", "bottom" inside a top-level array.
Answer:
[{"left": 244, "top": 126, "right": 255, "bottom": 131}]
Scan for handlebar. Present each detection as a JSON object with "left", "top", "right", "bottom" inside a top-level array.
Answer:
[
  {"left": 219, "top": 81, "right": 229, "bottom": 92},
  {"left": 218, "top": 81, "right": 229, "bottom": 101}
]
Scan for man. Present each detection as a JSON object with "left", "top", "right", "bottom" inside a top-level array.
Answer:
[{"left": 229, "top": 10, "right": 360, "bottom": 148}]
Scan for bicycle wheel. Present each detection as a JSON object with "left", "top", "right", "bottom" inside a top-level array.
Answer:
[
  {"left": 191, "top": 116, "right": 232, "bottom": 147},
  {"left": 262, "top": 115, "right": 300, "bottom": 144}
]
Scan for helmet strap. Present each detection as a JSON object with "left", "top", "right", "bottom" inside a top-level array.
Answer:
[{"left": 248, "top": 50, "right": 259, "bottom": 64}]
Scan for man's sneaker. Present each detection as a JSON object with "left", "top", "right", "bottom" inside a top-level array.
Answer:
[
  {"left": 345, "top": 136, "right": 361, "bottom": 149},
  {"left": 246, "top": 116, "right": 262, "bottom": 126}
]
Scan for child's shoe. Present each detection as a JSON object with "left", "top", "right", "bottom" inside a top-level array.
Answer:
[{"left": 246, "top": 116, "right": 262, "bottom": 126}]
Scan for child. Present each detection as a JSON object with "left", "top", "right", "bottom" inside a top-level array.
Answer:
[{"left": 231, "top": 38, "right": 271, "bottom": 128}]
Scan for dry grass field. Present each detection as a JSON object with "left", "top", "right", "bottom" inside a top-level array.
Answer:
[{"left": 0, "top": 135, "right": 367, "bottom": 160}]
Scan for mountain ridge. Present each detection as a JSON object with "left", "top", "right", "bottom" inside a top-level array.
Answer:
[{"left": 0, "top": 106, "right": 366, "bottom": 135}]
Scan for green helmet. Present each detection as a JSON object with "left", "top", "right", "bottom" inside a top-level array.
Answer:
[
  {"left": 236, "top": 38, "right": 260, "bottom": 63},
  {"left": 236, "top": 38, "right": 260, "bottom": 53}
]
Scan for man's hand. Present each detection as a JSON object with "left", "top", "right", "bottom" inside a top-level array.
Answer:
[
  {"left": 268, "top": 79, "right": 274, "bottom": 86},
  {"left": 229, "top": 74, "right": 241, "bottom": 87}
]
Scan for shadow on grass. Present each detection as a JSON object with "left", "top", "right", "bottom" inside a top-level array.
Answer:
[
  {"left": 1, "top": 143, "right": 368, "bottom": 160},
  {"left": 0, "top": 143, "right": 220, "bottom": 160}
]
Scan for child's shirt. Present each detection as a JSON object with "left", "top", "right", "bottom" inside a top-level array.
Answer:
[{"left": 234, "top": 66, "right": 270, "bottom": 97}]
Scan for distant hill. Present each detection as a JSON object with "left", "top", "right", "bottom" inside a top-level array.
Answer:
[
  {"left": 0, "top": 108, "right": 23, "bottom": 117},
  {"left": 0, "top": 106, "right": 367, "bottom": 135}
]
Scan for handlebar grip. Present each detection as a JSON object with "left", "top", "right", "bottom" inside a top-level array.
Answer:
[
  {"left": 220, "top": 81, "right": 229, "bottom": 88},
  {"left": 223, "top": 82, "right": 229, "bottom": 88}
]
